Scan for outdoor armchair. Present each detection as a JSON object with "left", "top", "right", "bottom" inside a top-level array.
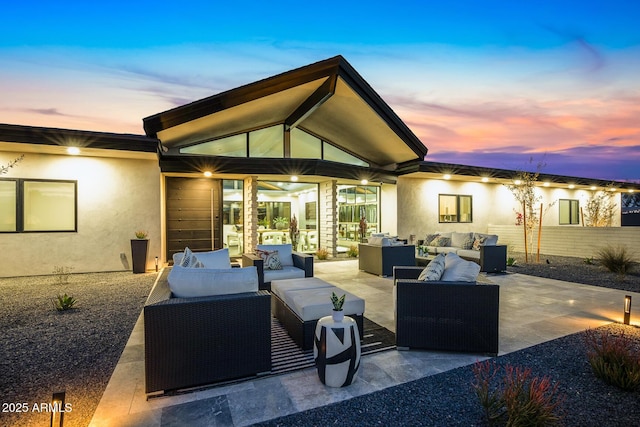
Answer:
[
  {"left": 393, "top": 266, "right": 499, "bottom": 355},
  {"left": 242, "top": 244, "right": 314, "bottom": 291}
]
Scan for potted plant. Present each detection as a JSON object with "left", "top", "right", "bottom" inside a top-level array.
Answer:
[
  {"left": 273, "top": 216, "right": 288, "bottom": 230},
  {"left": 131, "top": 230, "right": 149, "bottom": 274},
  {"left": 331, "top": 291, "right": 346, "bottom": 322}
]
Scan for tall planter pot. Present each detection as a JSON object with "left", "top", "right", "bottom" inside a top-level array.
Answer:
[{"left": 131, "top": 239, "right": 149, "bottom": 274}]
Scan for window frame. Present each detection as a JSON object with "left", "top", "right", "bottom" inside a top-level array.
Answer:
[
  {"left": 559, "top": 198, "right": 580, "bottom": 225},
  {"left": 0, "top": 178, "right": 78, "bottom": 233},
  {"left": 438, "top": 194, "right": 473, "bottom": 223}
]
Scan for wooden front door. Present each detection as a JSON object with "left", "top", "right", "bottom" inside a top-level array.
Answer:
[{"left": 165, "top": 177, "right": 221, "bottom": 262}]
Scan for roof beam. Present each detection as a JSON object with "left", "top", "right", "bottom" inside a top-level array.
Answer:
[{"left": 285, "top": 75, "right": 337, "bottom": 130}]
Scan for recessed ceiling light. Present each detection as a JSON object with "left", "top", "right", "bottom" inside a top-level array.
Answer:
[
  {"left": 590, "top": 186, "right": 597, "bottom": 190},
  {"left": 568, "top": 184, "right": 575, "bottom": 189},
  {"left": 67, "top": 147, "right": 80, "bottom": 155},
  {"left": 203, "top": 171, "right": 212, "bottom": 177},
  {"left": 481, "top": 177, "right": 489, "bottom": 183},
  {"left": 290, "top": 175, "right": 298, "bottom": 182},
  {"left": 514, "top": 179, "right": 522, "bottom": 185},
  {"left": 543, "top": 182, "right": 550, "bottom": 187},
  {"left": 443, "top": 174, "right": 451, "bottom": 180},
  {"left": 361, "top": 179, "right": 368, "bottom": 185}
]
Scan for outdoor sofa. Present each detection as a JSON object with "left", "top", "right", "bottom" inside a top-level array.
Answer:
[
  {"left": 242, "top": 243, "right": 314, "bottom": 291},
  {"left": 419, "top": 231, "right": 499, "bottom": 261},
  {"left": 393, "top": 264, "right": 499, "bottom": 355},
  {"left": 144, "top": 249, "right": 271, "bottom": 394}
]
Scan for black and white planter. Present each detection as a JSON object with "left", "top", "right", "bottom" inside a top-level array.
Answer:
[{"left": 314, "top": 315, "right": 361, "bottom": 387}]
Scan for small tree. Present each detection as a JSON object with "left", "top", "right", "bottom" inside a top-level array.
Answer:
[
  {"left": 504, "top": 160, "right": 543, "bottom": 262},
  {"left": 0, "top": 154, "right": 24, "bottom": 175},
  {"left": 584, "top": 184, "right": 617, "bottom": 227}
]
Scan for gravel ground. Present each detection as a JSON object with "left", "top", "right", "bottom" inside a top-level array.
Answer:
[
  {"left": 0, "top": 271, "right": 156, "bottom": 427},
  {"left": 1, "top": 254, "right": 639, "bottom": 427}
]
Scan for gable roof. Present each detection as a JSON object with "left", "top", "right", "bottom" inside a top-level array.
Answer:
[{"left": 143, "top": 55, "right": 427, "bottom": 169}]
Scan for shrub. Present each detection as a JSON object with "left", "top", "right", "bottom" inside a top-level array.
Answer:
[
  {"left": 585, "top": 328, "right": 640, "bottom": 391},
  {"left": 583, "top": 256, "right": 594, "bottom": 265},
  {"left": 52, "top": 266, "right": 74, "bottom": 285},
  {"left": 472, "top": 360, "right": 564, "bottom": 426},
  {"left": 316, "top": 248, "right": 329, "bottom": 260},
  {"left": 507, "top": 257, "right": 517, "bottom": 267},
  {"left": 347, "top": 245, "right": 358, "bottom": 257},
  {"left": 597, "top": 245, "right": 635, "bottom": 277},
  {"left": 53, "top": 294, "right": 77, "bottom": 311}
]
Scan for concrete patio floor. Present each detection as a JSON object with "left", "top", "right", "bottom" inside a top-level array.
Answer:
[{"left": 89, "top": 259, "right": 638, "bottom": 426}]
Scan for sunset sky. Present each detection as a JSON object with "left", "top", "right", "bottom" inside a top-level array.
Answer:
[{"left": 1, "top": 0, "right": 639, "bottom": 181}]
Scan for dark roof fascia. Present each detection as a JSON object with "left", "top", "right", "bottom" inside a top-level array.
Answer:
[
  {"left": 159, "top": 155, "right": 398, "bottom": 184},
  {"left": 416, "top": 161, "right": 640, "bottom": 190},
  {"left": 143, "top": 56, "right": 344, "bottom": 138},
  {"left": 0, "top": 123, "right": 158, "bottom": 153}
]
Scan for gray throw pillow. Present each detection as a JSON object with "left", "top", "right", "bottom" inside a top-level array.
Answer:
[{"left": 418, "top": 253, "right": 446, "bottom": 281}]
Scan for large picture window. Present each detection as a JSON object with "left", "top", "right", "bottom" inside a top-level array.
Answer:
[
  {"left": 559, "top": 199, "right": 580, "bottom": 225},
  {"left": 0, "top": 179, "right": 77, "bottom": 232},
  {"left": 439, "top": 194, "right": 472, "bottom": 223}
]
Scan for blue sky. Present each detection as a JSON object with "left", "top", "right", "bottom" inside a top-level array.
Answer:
[{"left": 1, "top": 0, "right": 639, "bottom": 181}]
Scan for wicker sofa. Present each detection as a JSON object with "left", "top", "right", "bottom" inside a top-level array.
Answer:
[
  {"left": 242, "top": 244, "right": 314, "bottom": 291},
  {"left": 393, "top": 266, "right": 499, "bottom": 355},
  {"left": 144, "top": 268, "right": 272, "bottom": 394}
]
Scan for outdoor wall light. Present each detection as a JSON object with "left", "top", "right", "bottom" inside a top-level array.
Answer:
[
  {"left": 624, "top": 295, "right": 632, "bottom": 325},
  {"left": 50, "top": 391, "right": 65, "bottom": 427},
  {"left": 155, "top": 256, "right": 159, "bottom": 272}
]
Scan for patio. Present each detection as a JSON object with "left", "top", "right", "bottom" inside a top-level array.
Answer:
[{"left": 89, "top": 259, "right": 637, "bottom": 426}]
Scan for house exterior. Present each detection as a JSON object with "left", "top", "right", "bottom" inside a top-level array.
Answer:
[{"left": 1, "top": 56, "right": 639, "bottom": 277}]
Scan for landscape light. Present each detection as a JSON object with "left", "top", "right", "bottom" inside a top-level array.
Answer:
[
  {"left": 50, "top": 391, "right": 65, "bottom": 427},
  {"left": 624, "top": 295, "right": 632, "bottom": 325}
]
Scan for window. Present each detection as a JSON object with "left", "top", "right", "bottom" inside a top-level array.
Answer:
[
  {"left": 0, "top": 179, "right": 77, "bottom": 232},
  {"left": 559, "top": 199, "right": 580, "bottom": 225},
  {"left": 337, "top": 185, "right": 379, "bottom": 242},
  {"left": 249, "top": 125, "right": 283, "bottom": 158},
  {"left": 439, "top": 194, "right": 472, "bottom": 223}
]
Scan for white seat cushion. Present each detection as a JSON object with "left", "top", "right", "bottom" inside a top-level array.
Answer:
[
  {"left": 284, "top": 287, "right": 365, "bottom": 321},
  {"left": 456, "top": 249, "right": 481, "bottom": 260},
  {"left": 271, "top": 277, "right": 335, "bottom": 301},
  {"left": 263, "top": 265, "right": 306, "bottom": 283}
]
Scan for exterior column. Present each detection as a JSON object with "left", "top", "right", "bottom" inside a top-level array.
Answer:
[
  {"left": 319, "top": 180, "right": 338, "bottom": 257},
  {"left": 244, "top": 176, "right": 259, "bottom": 253}
]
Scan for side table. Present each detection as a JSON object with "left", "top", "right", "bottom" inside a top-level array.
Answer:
[
  {"left": 313, "top": 316, "right": 361, "bottom": 387},
  {"left": 480, "top": 245, "right": 507, "bottom": 273}
]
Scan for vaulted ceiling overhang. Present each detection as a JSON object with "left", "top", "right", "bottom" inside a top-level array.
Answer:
[{"left": 143, "top": 55, "right": 427, "bottom": 169}]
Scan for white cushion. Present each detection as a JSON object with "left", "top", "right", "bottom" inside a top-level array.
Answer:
[
  {"left": 441, "top": 252, "right": 480, "bottom": 282},
  {"left": 418, "top": 253, "right": 446, "bottom": 281},
  {"left": 173, "top": 248, "right": 231, "bottom": 269},
  {"left": 474, "top": 233, "right": 498, "bottom": 246},
  {"left": 450, "top": 232, "right": 473, "bottom": 249},
  {"left": 168, "top": 266, "right": 258, "bottom": 297},
  {"left": 271, "top": 278, "right": 335, "bottom": 301},
  {"left": 456, "top": 249, "right": 481, "bottom": 260},
  {"left": 264, "top": 266, "right": 306, "bottom": 283},
  {"left": 283, "top": 287, "right": 365, "bottom": 321},
  {"left": 257, "top": 244, "right": 294, "bottom": 266},
  {"left": 194, "top": 248, "right": 231, "bottom": 269}
]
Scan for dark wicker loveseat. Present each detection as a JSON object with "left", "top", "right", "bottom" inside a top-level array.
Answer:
[
  {"left": 242, "top": 244, "right": 314, "bottom": 291},
  {"left": 144, "top": 269, "right": 272, "bottom": 394},
  {"left": 394, "top": 266, "right": 499, "bottom": 355}
]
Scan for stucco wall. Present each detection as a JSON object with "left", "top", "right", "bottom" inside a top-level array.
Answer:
[
  {"left": 397, "top": 176, "right": 624, "bottom": 243},
  {"left": 380, "top": 183, "right": 397, "bottom": 236},
  {"left": 0, "top": 151, "right": 161, "bottom": 277}
]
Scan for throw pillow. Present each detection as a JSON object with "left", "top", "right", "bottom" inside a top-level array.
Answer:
[
  {"left": 418, "top": 253, "right": 446, "bottom": 281},
  {"left": 472, "top": 235, "right": 488, "bottom": 250},
  {"left": 461, "top": 234, "right": 475, "bottom": 250},
  {"left": 256, "top": 249, "right": 283, "bottom": 270},
  {"left": 179, "top": 247, "right": 201, "bottom": 268},
  {"left": 441, "top": 252, "right": 481, "bottom": 282},
  {"left": 430, "top": 236, "right": 451, "bottom": 247},
  {"left": 424, "top": 233, "right": 439, "bottom": 245}
]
